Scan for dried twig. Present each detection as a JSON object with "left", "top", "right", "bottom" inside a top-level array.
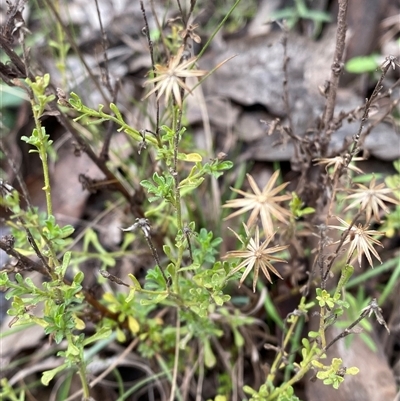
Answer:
[{"left": 320, "top": 0, "right": 349, "bottom": 154}]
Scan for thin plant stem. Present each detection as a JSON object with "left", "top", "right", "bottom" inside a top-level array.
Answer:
[
  {"left": 169, "top": 309, "right": 181, "bottom": 401},
  {"left": 141, "top": 1, "right": 162, "bottom": 146},
  {"left": 53, "top": 0, "right": 68, "bottom": 87},
  {"left": 322, "top": 210, "right": 362, "bottom": 284},
  {"left": 31, "top": 111, "right": 53, "bottom": 217},
  {"left": 78, "top": 364, "right": 90, "bottom": 400},
  {"left": 172, "top": 106, "right": 183, "bottom": 232},
  {"left": 196, "top": 0, "right": 242, "bottom": 60},
  {"left": 268, "top": 297, "right": 306, "bottom": 383},
  {"left": 347, "top": 61, "right": 394, "bottom": 164},
  {"left": 144, "top": 234, "right": 169, "bottom": 286},
  {"left": 63, "top": 339, "right": 140, "bottom": 401},
  {"left": 283, "top": 315, "right": 304, "bottom": 383},
  {"left": 268, "top": 343, "right": 322, "bottom": 401},
  {"left": 94, "top": 0, "right": 112, "bottom": 94}
]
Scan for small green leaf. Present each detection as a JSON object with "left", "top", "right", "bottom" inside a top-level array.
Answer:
[
  {"left": 125, "top": 288, "right": 136, "bottom": 303},
  {"left": 73, "top": 271, "right": 84, "bottom": 285},
  {"left": 60, "top": 251, "right": 71, "bottom": 277},
  {"left": 128, "top": 315, "right": 140, "bottom": 334},
  {"left": 178, "top": 152, "right": 203, "bottom": 162},
  {"left": 232, "top": 327, "right": 244, "bottom": 348},
  {"left": 345, "top": 55, "right": 380, "bottom": 73},
  {"left": 346, "top": 366, "right": 359, "bottom": 375},
  {"left": 109, "top": 102, "right": 123, "bottom": 121},
  {"left": 140, "top": 293, "right": 168, "bottom": 305},
  {"left": 41, "top": 363, "right": 68, "bottom": 385},
  {"left": 163, "top": 245, "right": 173, "bottom": 261},
  {"left": 128, "top": 274, "right": 142, "bottom": 290},
  {"left": 67, "top": 341, "right": 80, "bottom": 356},
  {"left": 243, "top": 385, "right": 257, "bottom": 396},
  {"left": 116, "top": 327, "right": 126, "bottom": 342},
  {"left": 83, "top": 327, "right": 112, "bottom": 346},
  {"left": 179, "top": 177, "right": 204, "bottom": 190},
  {"left": 203, "top": 338, "right": 216, "bottom": 368}
]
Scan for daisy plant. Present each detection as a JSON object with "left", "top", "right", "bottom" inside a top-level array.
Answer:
[
  {"left": 344, "top": 175, "right": 400, "bottom": 223},
  {"left": 143, "top": 45, "right": 207, "bottom": 107},
  {"left": 313, "top": 156, "right": 365, "bottom": 176},
  {"left": 223, "top": 223, "right": 289, "bottom": 292},
  {"left": 223, "top": 170, "right": 292, "bottom": 237},
  {"left": 328, "top": 216, "right": 385, "bottom": 267}
]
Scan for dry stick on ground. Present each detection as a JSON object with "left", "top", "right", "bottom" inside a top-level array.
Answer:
[
  {"left": 327, "top": 77, "right": 400, "bottom": 146},
  {"left": 280, "top": 22, "right": 295, "bottom": 138},
  {"left": 346, "top": 58, "right": 399, "bottom": 165},
  {"left": 359, "top": 97, "right": 400, "bottom": 145},
  {"left": 319, "top": 0, "right": 348, "bottom": 155}
]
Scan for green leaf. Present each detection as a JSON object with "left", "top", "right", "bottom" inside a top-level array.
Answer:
[
  {"left": 128, "top": 274, "right": 142, "bottom": 290},
  {"left": 83, "top": 326, "right": 112, "bottom": 346},
  {"left": 67, "top": 341, "right": 80, "bottom": 356},
  {"left": 41, "top": 363, "right": 69, "bottom": 385},
  {"left": 109, "top": 102, "right": 123, "bottom": 121},
  {"left": 178, "top": 152, "right": 203, "bottom": 162},
  {"left": 333, "top": 264, "right": 354, "bottom": 298},
  {"left": 301, "top": 9, "right": 331, "bottom": 22},
  {"left": 140, "top": 293, "right": 168, "bottom": 305},
  {"left": 346, "top": 366, "right": 359, "bottom": 375},
  {"left": 203, "top": 338, "right": 216, "bottom": 368},
  {"left": 179, "top": 177, "right": 204, "bottom": 190},
  {"left": 393, "top": 160, "right": 400, "bottom": 174},
  {"left": 128, "top": 315, "right": 140, "bottom": 334},
  {"left": 243, "top": 385, "right": 257, "bottom": 396},
  {"left": 0, "top": 272, "right": 10, "bottom": 286},
  {"left": 73, "top": 271, "right": 84, "bottom": 285},
  {"left": 271, "top": 8, "right": 299, "bottom": 20},
  {"left": 163, "top": 245, "right": 174, "bottom": 261},
  {"left": 60, "top": 225, "right": 75, "bottom": 238},
  {"left": 345, "top": 55, "right": 380, "bottom": 73},
  {"left": 59, "top": 251, "right": 71, "bottom": 277},
  {"left": 232, "top": 327, "right": 244, "bottom": 348}
]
